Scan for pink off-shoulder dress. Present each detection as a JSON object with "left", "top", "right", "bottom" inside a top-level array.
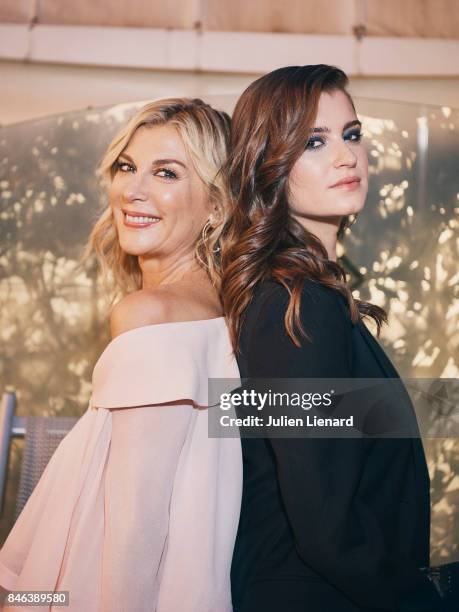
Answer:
[{"left": 0, "top": 317, "right": 242, "bottom": 612}]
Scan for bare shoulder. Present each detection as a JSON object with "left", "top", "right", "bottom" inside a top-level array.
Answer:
[
  {"left": 110, "top": 283, "right": 222, "bottom": 339},
  {"left": 110, "top": 289, "right": 171, "bottom": 339}
]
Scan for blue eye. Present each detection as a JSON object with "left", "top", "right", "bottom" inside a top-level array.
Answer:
[
  {"left": 156, "top": 168, "right": 178, "bottom": 180},
  {"left": 345, "top": 130, "right": 363, "bottom": 142},
  {"left": 305, "top": 137, "right": 324, "bottom": 151}
]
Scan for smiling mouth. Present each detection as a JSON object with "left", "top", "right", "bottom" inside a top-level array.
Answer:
[{"left": 123, "top": 212, "right": 161, "bottom": 227}]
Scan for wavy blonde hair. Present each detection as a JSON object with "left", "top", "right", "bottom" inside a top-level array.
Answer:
[{"left": 78, "top": 97, "right": 231, "bottom": 305}]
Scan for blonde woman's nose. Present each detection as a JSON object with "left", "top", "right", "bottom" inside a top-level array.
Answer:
[{"left": 122, "top": 176, "right": 149, "bottom": 202}]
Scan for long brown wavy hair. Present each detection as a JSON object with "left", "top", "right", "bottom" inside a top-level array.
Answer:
[{"left": 220, "top": 65, "right": 387, "bottom": 353}]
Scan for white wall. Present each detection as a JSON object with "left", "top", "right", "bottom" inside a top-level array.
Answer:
[
  {"left": 0, "top": 61, "right": 253, "bottom": 125},
  {"left": 2, "top": 60, "right": 459, "bottom": 126}
]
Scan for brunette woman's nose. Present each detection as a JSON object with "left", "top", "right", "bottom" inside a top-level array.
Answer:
[{"left": 333, "top": 141, "right": 357, "bottom": 168}]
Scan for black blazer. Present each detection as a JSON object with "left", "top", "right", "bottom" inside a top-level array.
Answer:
[{"left": 231, "top": 279, "right": 443, "bottom": 612}]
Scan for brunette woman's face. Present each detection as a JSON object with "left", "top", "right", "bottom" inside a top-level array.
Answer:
[
  {"left": 109, "top": 124, "right": 210, "bottom": 260},
  {"left": 288, "top": 89, "right": 368, "bottom": 224}
]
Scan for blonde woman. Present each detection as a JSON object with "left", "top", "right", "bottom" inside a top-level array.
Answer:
[{"left": 0, "top": 98, "right": 242, "bottom": 612}]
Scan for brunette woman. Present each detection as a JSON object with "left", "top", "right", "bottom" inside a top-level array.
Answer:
[{"left": 221, "top": 66, "right": 445, "bottom": 611}]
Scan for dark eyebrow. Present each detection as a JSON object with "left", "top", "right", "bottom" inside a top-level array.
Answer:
[
  {"left": 310, "top": 119, "right": 362, "bottom": 134},
  {"left": 118, "top": 153, "right": 187, "bottom": 168}
]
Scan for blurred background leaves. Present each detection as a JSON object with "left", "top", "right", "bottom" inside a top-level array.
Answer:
[{"left": 0, "top": 96, "right": 457, "bottom": 563}]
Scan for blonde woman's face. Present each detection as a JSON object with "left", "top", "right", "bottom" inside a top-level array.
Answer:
[
  {"left": 288, "top": 89, "right": 368, "bottom": 223},
  {"left": 110, "top": 124, "right": 210, "bottom": 260}
]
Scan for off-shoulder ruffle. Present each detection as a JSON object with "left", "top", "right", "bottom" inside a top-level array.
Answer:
[{"left": 90, "top": 317, "right": 238, "bottom": 410}]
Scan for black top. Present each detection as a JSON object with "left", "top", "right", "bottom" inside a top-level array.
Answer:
[{"left": 231, "top": 279, "right": 443, "bottom": 612}]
